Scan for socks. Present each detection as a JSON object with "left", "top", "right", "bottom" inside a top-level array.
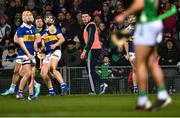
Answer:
[
  {"left": 49, "top": 88, "right": 55, "bottom": 93},
  {"left": 61, "top": 83, "right": 67, "bottom": 87},
  {"left": 34, "top": 80, "right": 39, "bottom": 87},
  {"left": 137, "top": 91, "right": 148, "bottom": 106},
  {"left": 157, "top": 84, "right": 168, "bottom": 100},
  {"left": 9, "top": 83, "right": 16, "bottom": 92},
  {"left": 29, "top": 92, "right": 35, "bottom": 97},
  {"left": 18, "top": 89, "right": 23, "bottom": 94}
]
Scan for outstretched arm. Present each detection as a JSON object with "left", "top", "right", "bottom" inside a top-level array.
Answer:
[{"left": 115, "top": 0, "right": 145, "bottom": 23}]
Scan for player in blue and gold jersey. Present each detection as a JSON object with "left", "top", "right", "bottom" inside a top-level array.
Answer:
[
  {"left": 1, "top": 31, "right": 41, "bottom": 97},
  {"left": 40, "top": 13, "right": 69, "bottom": 96},
  {"left": 15, "top": 11, "right": 38, "bottom": 100},
  {"left": 123, "top": 15, "right": 138, "bottom": 94}
]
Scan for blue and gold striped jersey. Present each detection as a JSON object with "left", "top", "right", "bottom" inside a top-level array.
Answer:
[
  {"left": 41, "top": 27, "right": 62, "bottom": 54},
  {"left": 17, "top": 23, "right": 36, "bottom": 56}
]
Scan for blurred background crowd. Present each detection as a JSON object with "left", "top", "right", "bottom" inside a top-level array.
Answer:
[{"left": 0, "top": 0, "right": 179, "bottom": 69}]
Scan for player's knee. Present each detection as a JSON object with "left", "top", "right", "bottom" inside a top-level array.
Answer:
[
  {"left": 24, "top": 71, "right": 32, "bottom": 78},
  {"left": 13, "top": 68, "right": 20, "bottom": 75},
  {"left": 40, "top": 72, "right": 47, "bottom": 79},
  {"left": 50, "top": 67, "right": 56, "bottom": 74}
]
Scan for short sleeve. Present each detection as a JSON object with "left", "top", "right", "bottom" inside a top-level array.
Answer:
[
  {"left": 56, "top": 27, "right": 62, "bottom": 35},
  {"left": 16, "top": 27, "right": 23, "bottom": 38}
]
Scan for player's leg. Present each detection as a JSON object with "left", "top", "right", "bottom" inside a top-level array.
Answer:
[
  {"left": 88, "top": 49, "right": 108, "bottom": 95},
  {"left": 28, "top": 66, "right": 38, "bottom": 100},
  {"left": 30, "top": 66, "right": 41, "bottom": 97},
  {"left": 148, "top": 48, "right": 171, "bottom": 111},
  {"left": 49, "top": 57, "right": 68, "bottom": 96},
  {"left": 40, "top": 62, "right": 56, "bottom": 96},
  {"left": 132, "top": 65, "right": 138, "bottom": 93},
  {"left": 135, "top": 45, "right": 152, "bottom": 110},
  {"left": 49, "top": 50, "right": 68, "bottom": 95},
  {"left": 1, "top": 62, "right": 21, "bottom": 96},
  {"left": 129, "top": 53, "right": 138, "bottom": 93},
  {"left": 16, "top": 64, "right": 32, "bottom": 100}
]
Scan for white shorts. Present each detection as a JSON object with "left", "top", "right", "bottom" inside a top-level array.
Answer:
[
  {"left": 134, "top": 20, "right": 163, "bottom": 46},
  {"left": 15, "top": 55, "right": 36, "bottom": 65},
  {"left": 15, "top": 56, "right": 23, "bottom": 64},
  {"left": 129, "top": 52, "right": 136, "bottom": 64},
  {"left": 43, "top": 49, "right": 62, "bottom": 63}
]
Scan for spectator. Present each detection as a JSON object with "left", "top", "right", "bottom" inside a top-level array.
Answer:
[
  {"left": 63, "top": 12, "right": 74, "bottom": 34},
  {"left": 159, "top": 40, "right": 179, "bottom": 65},
  {"left": 159, "top": 39, "right": 179, "bottom": 94},
  {"left": 2, "top": 45, "right": 17, "bottom": 69},
  {"left": 12, "top": 12, "right": 22, "bottom": 34},
  {"left": 0, "top": 15, "right": 11, "bottom": 45},
  {"left": 97, "top": 55, "right": 113, "bottom": 78},
  {"left": 71, "top": 12, "right": 85, "bottom": 50},
  {"left": 0, "top": 0, "right": 7, "bottom": 15},
  {"left": 70, "top": 0, "right": 83, "bottom": 16},
  {"left": 114, "top": 0, "right": 124, "bottom": 13},
  {"left": 61, "top": 40, "right": 81, "bottom": 66},
  {"left": 60, "top": 26, "right": 74, "bottom": 51},
  {"left": 43, "top": 3, "right": 53, "bottom": 15},
  {"left": 6, "top": 0, "right": 24, "bottom": 26},
  {"left": 26, "top": 2, "right": 36, "bottom": 11},
  {"left": 99, "top": 22, "right": 110, "bottom": 47},
  {"left": 53, "top": 0, "right": 69, "bottom": 15},
  {"left": 110, "top": 47, "right": 130, "bottom": 66},
  {"left": 56, "top": 12, "right": 65, "bottom": 27},
  {"left": 34, "top": 0, "right": 53, "bottom": 11},
  {"left": 100, "top": 2, "right": 114, "bottom": 27},
  {"left": 93, "top": 15, "right": 102, "bottom": 26}
]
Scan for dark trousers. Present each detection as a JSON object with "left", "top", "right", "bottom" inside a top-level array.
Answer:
[{"left": 86, "top": 49, "right": 103, "bottom": 92}]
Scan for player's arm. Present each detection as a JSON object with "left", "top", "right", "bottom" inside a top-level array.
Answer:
[
  {"left": 55, "top": 33, "right": 65, "bottom": 46},
  {"left": 80, "top": 24, "right": 96, "bottom": 59},
  {"left": 13, "top": 32, "right": 19, "bottom": 44},
  {"left": 34, "top": 28, "right": 41, "bottom": 52},
  {"left": 124, "top": 41, "right": 129, "bottom": 60},
  {"left": 123, "top": 0, "right": 144, "bottom": 17},
  {"left": 34, "top": 30, "right": 43, "bottom": 52},
  {"left": 115, "top": 0, "right": 145, "bottom": 23}
]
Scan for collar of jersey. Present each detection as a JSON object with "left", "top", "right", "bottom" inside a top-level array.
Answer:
[{"left": 22, "top": 22, "right": 33, "bottom": 29}]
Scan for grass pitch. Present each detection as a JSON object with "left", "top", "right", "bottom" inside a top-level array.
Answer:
[{"left": 0, "top": 94, "right": 179, "bottom": 117}]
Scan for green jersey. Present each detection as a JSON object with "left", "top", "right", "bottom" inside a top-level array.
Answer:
[{"left": 137, "top": 0, "right": 158, "bottom": 23}]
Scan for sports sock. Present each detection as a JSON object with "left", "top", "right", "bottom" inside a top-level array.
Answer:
[
  {"left": 29, "top": 92, "right": 35, "bottom": 97},
  {"left": 9, "top": 83, "right": 16, "bottom": 92},
  {"left": 157, "top": 84, "right": 168, "bottom": 100},
  {"left": 18, "top": 89, "right": 23, "bottom": 94},
  {"left": 137, "top": 91, "right": 148, "bottom": 106},
  {"left": 34, "top": 80, "right": 39, "bottom": 87},
  {"left": 49, "top": 88, "right": 55, "bottom": 92}
]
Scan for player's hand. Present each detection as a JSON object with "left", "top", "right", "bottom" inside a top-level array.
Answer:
[
  {"left": 38, "top": 46, "right": 45, "bottom": 53},
  {"left": 50, "top": 44, "right": 56, "bottom": 50},
  {"left": 125, "top": 54, "right": 130, "bottom": 60},
  {"left": 115, "top": 14, "right": 126, "bottom": 23},
  {"left": 27, "top": 54, "right": 34, "bottom": 60},
  {"left": 80, "top": 50, "right": 87, "bottom": 59}
]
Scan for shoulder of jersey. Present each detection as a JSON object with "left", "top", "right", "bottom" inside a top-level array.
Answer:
[{"left": 19, "top": 24, "right": 25, "bottom": 28}]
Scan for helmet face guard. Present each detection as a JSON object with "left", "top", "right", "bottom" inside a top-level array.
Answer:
[{"left": 22, "top": 11, "right": 34, "bottom": 25}]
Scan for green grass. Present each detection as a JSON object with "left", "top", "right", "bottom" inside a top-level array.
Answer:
[{"left": 0, "top": 94, "right": 180, "bottom": 117}]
